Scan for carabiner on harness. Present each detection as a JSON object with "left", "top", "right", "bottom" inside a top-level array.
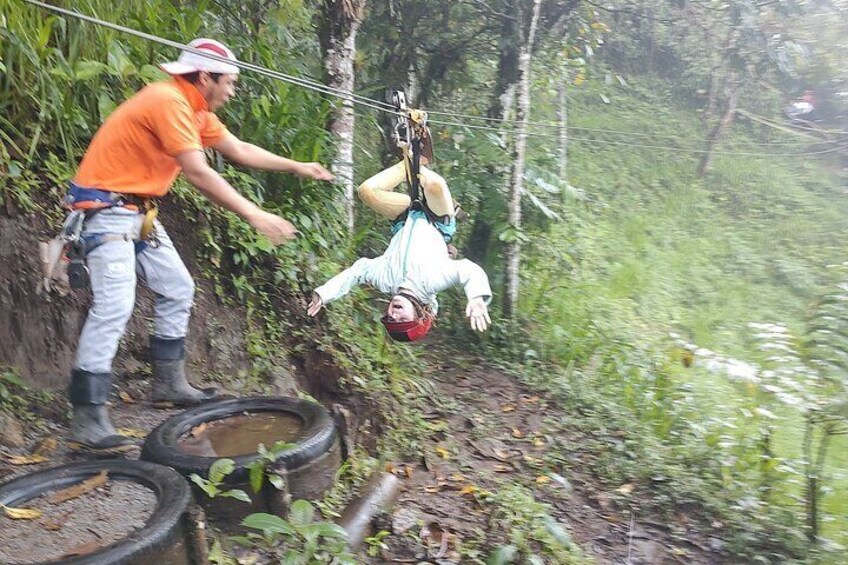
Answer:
[{"left": 139, "top": 199, "right": 160, "bottom": 248}]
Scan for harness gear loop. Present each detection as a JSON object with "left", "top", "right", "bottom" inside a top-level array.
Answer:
[{"left": 139, "top": 199, "right": 159, "bottom": 243}]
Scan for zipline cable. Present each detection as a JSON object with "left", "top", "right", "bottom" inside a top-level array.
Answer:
[
  {"left": 18, "top": 0, "right": 848, "bottom": 158},
  {"left": 426, "top": 116, "right": 848, "bottom": 157},
  {"left": 20, "top": 0, "right": 399, "bottom": 116},
  {"left": 429, "top": 107, "right": 848, "bottom": 145}
]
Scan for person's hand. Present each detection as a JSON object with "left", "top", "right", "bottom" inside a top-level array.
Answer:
[
  {"left": 307, "top": 292, "right": 324, "bottom": 317},
  {"left": 248, "top": 210, "right": 297, "bottom": 245},
  {"left": 466, "top": 297, "right": 491, "bottom": 332},
  {"left": 296, "top": 162, "right": 335, "bottom": 182}
]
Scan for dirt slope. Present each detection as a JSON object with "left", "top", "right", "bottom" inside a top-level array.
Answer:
[
  {"left": 0, "top": 200, "right": 250, "bottom": 390},
  {"left": 375, "top": 354, "right": 726, "bottom": 564}
]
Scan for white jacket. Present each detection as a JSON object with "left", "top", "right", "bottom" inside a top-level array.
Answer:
[{"left": 315, "top": 212, "right": 492, "bottom": 313}]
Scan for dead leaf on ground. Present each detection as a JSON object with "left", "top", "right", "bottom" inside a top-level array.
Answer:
[
  {"left": 616, "top": 483, "right": 635, "bottom": 495},
  {"left": 59, "top": 541, "right": 102, "bottom": 559},
  {"left": 7, "top": 454, "right": 49, "bottom": 466},
  {"left": 39, "top": 512, "right": 70, "bottom": 531},
  {"left": 492, "top": 447, "right": 513, "bottom": 461},
  {"left": 2, "top": 504, "right": 42, "bottom": 520},
  {"left": 117, "top": 427, "right": 147, "bottom": 439},
  {"left": 533, "top": 437, "right": 546, "bottom": 447},
  {"left": 493, "top": 463, "right": 513, "bottom": 473},
  {"left": 535, "top": 475, "right": 551, "bottom": 485},
  {"left": 48, "top": 470, "right": 109, "bottom": 504},
  {"left": 434, "top": 446, "right": 451, "bottom": 459},
  {"left": 420, "top": 522, "right": 450, "bottom": 559},
  {"left": 511, "top": 427, "right": 524, "bottom": 438},
  {"left": 594, "top": 492, "right": 611, "bottom": 510},
  {"left": 385, "top": 462, "right": 414, "bottom": 479},
  {"left": 33, "top": 438, "right": 58, "bottom": 456},
  {"left": 501, "top": 405, "right": 516, "bottom": 413},
  {"left": 423, "top": 485, "right": 443, "bottom": 494},
  {"left": 118, "top": 390, "right": 135, "bottom": 404}
]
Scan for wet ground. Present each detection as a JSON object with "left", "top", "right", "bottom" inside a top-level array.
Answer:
[
  {"left": 0, "top": 355, "right": 728, "bottom": 564},
  {"left": 369, "top": 355, "right": 727, "bottom": 564}
]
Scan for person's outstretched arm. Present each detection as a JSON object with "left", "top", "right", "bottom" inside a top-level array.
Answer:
[
  {"left": 308, "top": 258, "right": 379, "bottom": 316},
  {"left": 177, "top": 150, "right": 296, "bottom": 245},
  {"left": 213, "top": 135, "right": 334, "bottom": 181},
  {"left": 436, "top": 259, "right": 493, "bottom": 332}
]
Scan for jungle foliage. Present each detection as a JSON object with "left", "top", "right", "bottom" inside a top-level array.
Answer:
[{"left": 2, "top": 0, "right": 848, "bottom": 561}]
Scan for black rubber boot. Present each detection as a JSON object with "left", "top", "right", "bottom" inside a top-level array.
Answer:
[
  {"left": 149, "top": 336, "right": 221, "bottom": 407},
  {"left": 67, "top": 369, "right": 137, "bottom": 455}
]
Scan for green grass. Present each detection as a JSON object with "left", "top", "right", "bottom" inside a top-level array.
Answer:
[{"left": 519, "top": 74, "right": 848, "bottom": 553}]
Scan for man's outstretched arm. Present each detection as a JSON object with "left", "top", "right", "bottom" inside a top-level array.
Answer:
[
  {"left": 176, "top": 150, "right": 296, "bottom": 245},
  {"left": 213, "top": 135, "right": 334, "bottom": 181}
]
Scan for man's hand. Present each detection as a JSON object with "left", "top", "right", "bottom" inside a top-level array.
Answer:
[
  {"left": 307, "top": 292, "right": 323, "bottom": 317},
  {"left": 247, "top": 210, "right": 297, "bottom": 245},
  {"left": 466, "top": 297, "right": 491, "bottom": 332},
  {"left": 296, "top": 162, "right": 335, "bottom": 181}
]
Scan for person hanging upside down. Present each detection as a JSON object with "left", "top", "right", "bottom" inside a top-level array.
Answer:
[{"left": 307, "top": 158, "right": 492, "bottom": 341}]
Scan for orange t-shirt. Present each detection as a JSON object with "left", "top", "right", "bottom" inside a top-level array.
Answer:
[{"left": 73, "top": 76, "right": 229, "bottom": 197}]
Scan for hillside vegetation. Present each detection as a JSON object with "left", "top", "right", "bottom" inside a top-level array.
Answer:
[{"left": 2, "top": 0, "right": 847, "bottom": 562}]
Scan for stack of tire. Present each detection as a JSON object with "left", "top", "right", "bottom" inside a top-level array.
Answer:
[{"left": 0, "top": 397, "right": 340, "bottom": 564}]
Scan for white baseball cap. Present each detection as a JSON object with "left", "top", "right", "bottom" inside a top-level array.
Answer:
[{"left": 160, "top": 38, "right": 240, "bottom": 76}]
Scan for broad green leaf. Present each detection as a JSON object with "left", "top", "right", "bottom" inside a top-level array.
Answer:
[
  {"left": 221, "top": 489, "right": 251, "bottom": 503},
  {"left": 289, "top": 499, "right": 315, "bottom": 526},
  {"left": 524, "top": 189, "right": 561, "bottom": 221},
  {"left": 268, "top": 473, "right": 285, "bottom": 491},
  {"left": 98, "top": 92, "right": 116, "bottom": 122},
  {"left": 301, "top": 522, "right": 348, "bottom": 540},
  {"left": 281, "top": 549, "right": 302, "bottom": 565},
  {"left": 107, "top": 42, "right": 136, "bottom": 77},
  {"left": 242, "top": 512, "right": 296, "bottom": 536},
  {"left": 139, "top": 64, "right": 167, "bottom": 83},
  {"left": 0, "top": 371, "right": 25, "bottom": 387},
  {"left": 543, "top": 515, "right": 573, "bottom": 547},
  {"left": 189, "top": 473, "right": 217, "bottom": 497},
  {"left": 74, "top": 60, "right": 108, "bottom": 81},
  {"left": 209, "top": 458, "right": 236, "bottom": 484},
  {"left": 486, "top": 545, "right": 518, "bottom": 565},
  {"left": 249, "top": 462, "right": 264, "bottom": 494}
]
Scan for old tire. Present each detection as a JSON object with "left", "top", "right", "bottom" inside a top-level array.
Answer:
[
  {"left": 0, "top": 460, "right": 197, "bottom": 565},
  {"left": 140, "top": 396, "right": 340, "bottom": 524}
]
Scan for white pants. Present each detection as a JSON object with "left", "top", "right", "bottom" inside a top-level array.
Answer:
[{"left": 73, "top": 207, "right": 194, "bottom": 373}]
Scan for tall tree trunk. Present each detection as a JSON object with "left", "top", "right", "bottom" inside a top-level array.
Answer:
[
  {"left": 503, "top": 0, "right": 543, "bottom": 319},
  {"left": 319, "top": 0, "right": 365, "bottom": 231},
  {"left": 697, "top": 84, "right": 739, "bottom": 177},
  {"left": 469, "top": 5, "right": 523, "bottom": 264},
  {"left": 557, "top": 75, "right": 568, "bottom": 182}
]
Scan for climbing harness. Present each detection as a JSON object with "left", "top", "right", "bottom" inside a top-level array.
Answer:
[
  {"left": 38, "top": 185, "right": 161, "bottom": 294},
  {"left": 389, "top": 90, "right": 455, "bottom": 243}
]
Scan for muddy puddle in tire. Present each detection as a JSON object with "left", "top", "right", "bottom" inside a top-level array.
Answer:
[
  {"left": 178, "top": 412, "right": 305, "bottom": 457},
  {"left": 0, "top": 476, "right": 156, "bottom": 564}
]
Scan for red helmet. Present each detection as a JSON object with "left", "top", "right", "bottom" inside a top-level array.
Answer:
[{"left": 381, "top": 316, "right": 432, "bottom": 342}]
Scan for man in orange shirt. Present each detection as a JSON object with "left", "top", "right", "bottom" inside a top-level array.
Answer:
[{"left": 65, "top": 38, "right": 334, "bottom": 454}]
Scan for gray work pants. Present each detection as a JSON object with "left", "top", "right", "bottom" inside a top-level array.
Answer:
[{"left": 73, "top": 207, "right": 195, "bottom": 373}]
